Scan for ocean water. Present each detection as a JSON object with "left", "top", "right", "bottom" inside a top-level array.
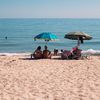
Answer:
[{"left": 0, "top": 18, "right": 100, "bottom": 54}]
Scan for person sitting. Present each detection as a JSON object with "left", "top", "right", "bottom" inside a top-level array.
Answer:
[
  {"left": 61, "top": 50, "right": 72, "bottom": 59},
  {"left": 54, "top": 49, "right": 58, "bottom": 56},
  {"left": 43, "top": 46, "right": 52, "bottom": 59},
  {"left": 71, "top": 46, "right": 82, "bottom": 59},
  {"left": 31, "top": 46, "right": 42, "bottom": 59},
  {"left": 61, "top": 49, "right": 63, "bottom": 53}
]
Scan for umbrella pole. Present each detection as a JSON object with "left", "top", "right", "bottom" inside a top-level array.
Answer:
[
  {"left": 45, "top": 40, "right": 48, "bottom": 46},
  {"left": 77, "top": 37, "right": 80, "bottom": 47},
  {"left": 46, "top": 40, "right": 48, "bottom": 44}
]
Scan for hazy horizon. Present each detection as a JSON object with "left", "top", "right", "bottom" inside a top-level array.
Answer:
[{"left": 0, "top": 0, "right": 100, "bottom": 18}]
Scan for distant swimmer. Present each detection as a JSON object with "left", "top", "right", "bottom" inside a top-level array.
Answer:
[{"left": 5, "top": 36, "right": 7, "bottom": 39}]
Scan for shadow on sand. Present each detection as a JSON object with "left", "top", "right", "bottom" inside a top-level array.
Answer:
[{"left": 19, "top": 57, "right": 41, "bottom": 60}]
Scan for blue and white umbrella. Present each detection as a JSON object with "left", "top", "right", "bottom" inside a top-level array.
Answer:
[{"left": 34, "top": 32, "right": 58, "bottom": 42}]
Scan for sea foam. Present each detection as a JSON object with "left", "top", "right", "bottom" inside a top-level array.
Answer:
[
  {"left": 82, "top": 49, "right": 100, "bottom": 55},
  {"left": 0, "top": 53, "right": 30, "bottom": 56}
]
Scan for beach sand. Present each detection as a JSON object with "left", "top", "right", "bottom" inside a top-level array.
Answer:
[{"left": 0, "top": 55, "right": 100, "bottom": 100}]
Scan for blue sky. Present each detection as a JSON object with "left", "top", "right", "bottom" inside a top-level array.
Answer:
[{"left": 0, "top": 0, "right": 100, "bottom": 18}]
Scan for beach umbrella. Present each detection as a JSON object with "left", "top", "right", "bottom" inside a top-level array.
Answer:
[
  {"left": 34, "top": 32, "right": 58, "bottom": 43},
  {"left": 64, "top": 31, "right": 92, "bottom": 46}
]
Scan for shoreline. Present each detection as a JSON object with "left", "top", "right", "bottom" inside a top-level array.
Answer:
[{"left": 0, "top": 49, "right": 100, "bottom": 56}]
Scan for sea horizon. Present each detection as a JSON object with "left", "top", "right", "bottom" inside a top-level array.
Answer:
[{"left": 0, "top": 17, "right": 100, "bottom": 19}]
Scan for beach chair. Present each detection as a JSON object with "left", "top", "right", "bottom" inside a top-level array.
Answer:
[
  {"left": 61, "top": 50, "right": 72, "bottom": 59},
  {"left": 72, "top": 48, "right": 82, "bottom": 60},
  {"left": 61, "top": 47, "right": 82, "bottom": 60}
]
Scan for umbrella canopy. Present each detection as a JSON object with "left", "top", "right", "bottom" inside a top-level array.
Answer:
[
  {"left": 34, "top": 32, "right": 58, "bottom": 41},
  {"left": 64, "top": 31, "right": 92, "bottom": 40},
  {"left": 64, "top": 31, "right": 92, "bottom": 46}
]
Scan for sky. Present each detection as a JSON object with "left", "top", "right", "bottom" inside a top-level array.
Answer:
[{"left": 0, "top": 0, "right": 100, "bottom": 18}]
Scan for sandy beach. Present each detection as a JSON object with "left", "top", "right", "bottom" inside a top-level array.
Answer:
[{"left": 0, "top": 55, "right": 100, "bottom": 100}]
